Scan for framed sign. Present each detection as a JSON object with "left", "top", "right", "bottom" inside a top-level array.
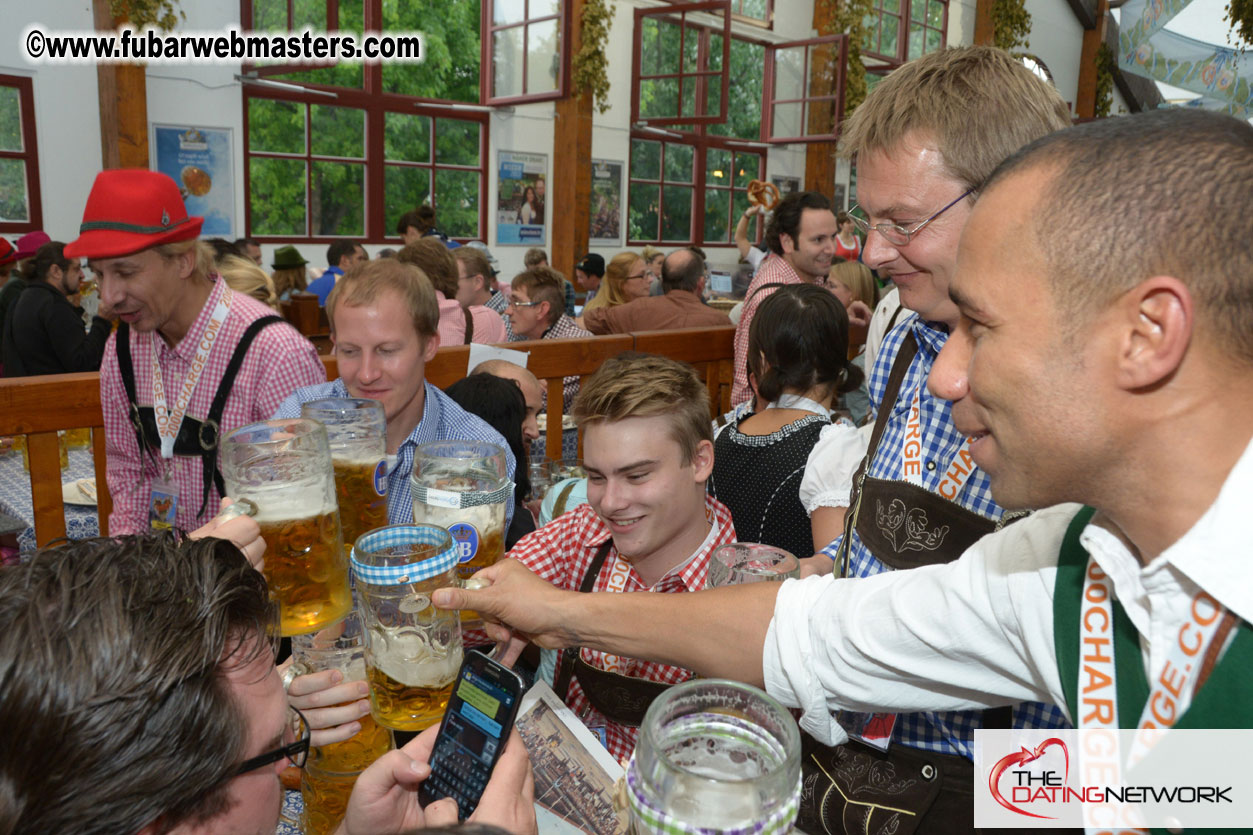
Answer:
[
  {"left": 589, "top": 159, "right": 623, "bottom": 245},
  {"left": 151, "top": 125, "right": 236, "bottom": 238},
  {"left": 496, "top": 151, "right": 547, "bottom": 246}
]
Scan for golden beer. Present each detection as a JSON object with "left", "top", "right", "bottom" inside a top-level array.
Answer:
[
  {"left": 366, "top": 655, "right": 460, "bottom": 731},
  {"left": 332, "top": 458, "right": 388, "bottom": 548},
  {"left": 452, "top": 520, "right": 506, "bottom": 625},
  {"left": 300, "top": 761, "right": 358, "bottom": 835},
  {"left": 258, "top": 509, "right": 352, "bottom": 636},
  {"left": 314, "top": 709, "right": 393, "bottom": 771},
  {"left": 64, "top": 428, "right": 92, "bottom": 449}
]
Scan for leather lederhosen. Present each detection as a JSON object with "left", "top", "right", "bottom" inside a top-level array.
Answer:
[
  {"left": 800, "top": 330, "right": 1030, "bottom": 835},
  {"left": 116, "top": 316, "right": 285, "bottom": 519},
  {"left": 553, "top": 540, "right": 674, "bottom": 727}
]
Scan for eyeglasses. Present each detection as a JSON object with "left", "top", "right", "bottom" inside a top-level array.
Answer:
[
  {"left": 627, "top": 272, "right": 649, "bottom": 280},
  {"left": 508, "top": 300, "right": 542, "bottom": 308},
  {"left": 233, "top": 705, "right": 310, "bottom": 777},
  {"left": 848, "top": 188, "right": 974, "bottom": 246}
]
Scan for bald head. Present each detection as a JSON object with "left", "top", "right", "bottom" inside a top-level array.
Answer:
[
  {"left": 471, "top": 360, "right": 543, "bottom": 447},
  {"left": 661, "top": 248, "right": 703, "bottom": 294}
]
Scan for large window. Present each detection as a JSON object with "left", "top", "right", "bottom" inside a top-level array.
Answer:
[
  {"left": 240, "top": 0, "right": 562, "bottom": 241},
  {"left": 862, "top": 0, "right": 947, "bottom": 65},
  {"left": 632, "top": 2, "right": 731, "bottom": 127},
  {"left": 0, "top": 75, "right": 41, "bottom": 235}
]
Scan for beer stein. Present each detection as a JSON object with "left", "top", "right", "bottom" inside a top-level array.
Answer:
[
  {"left": 300, "top": 756, "right": 362, "bottom": 835},
  {"left": 411, "top": 441, "right": 511, "bottom": 626},
  {"left": 301, "top": 398, "right": 389, "bottom": 550},
  {"left": 290, "top": 611, "right": 393, "bottom": 771},
  {"left": 628, "top": 679, "right": 801, "bottom": 834},
  {"left": 352, "top": 524, "right": 464, "bottom": 731},
  {"left": 547, "top": 457, "right": 585, "bottom": 482},
  {"left": 221, "top": 418, "right": 352, "bottom": 636},
  {"left": 707, "top": 543, "right": 801, "bottom": 588}
]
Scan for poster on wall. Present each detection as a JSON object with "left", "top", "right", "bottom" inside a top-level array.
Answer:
[
  {"left": 496, "top": 151, "right": 547, "bottom": 246},
  {"left": 152, "top": 125, "right": 235, "bottom": 238},
  {"left": 588, "top": 159, "right": 623, "bottom": 245},
  {"left": 771, "top": 176, "right": 801, "bottom": 197}
]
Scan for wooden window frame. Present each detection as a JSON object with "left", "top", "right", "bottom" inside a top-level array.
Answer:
[
  {"left": 763, "top": 35, "right": 848, "bottom": 144},
  {"left": 0, "top": 75, "right": 43, "bottom": 236},
  {"left": 861, "top": 0, "right": 948, "bottom": 66},
  {"left": 482, "top": 0, "right": 572, "bottom": 105},
  {"left": 631, "top": 1, "right": 732, "bottom": 127}
]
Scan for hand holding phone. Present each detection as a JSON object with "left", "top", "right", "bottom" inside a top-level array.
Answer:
[{"left": 418, "top": 649, "right": 527, "bottom": 820}]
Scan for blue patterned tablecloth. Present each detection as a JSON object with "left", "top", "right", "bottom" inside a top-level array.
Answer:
[
  {"left": 0, "top": 447, "right": 100, "bottom": 553},
  {"left": 529, "top": 427, "right": 579, "bottom": 464}
]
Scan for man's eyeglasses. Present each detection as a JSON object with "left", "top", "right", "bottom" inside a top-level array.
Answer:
[
  {"left": 848, "top": 188, "right": 974, "bottom": 247},
  {"left": 234, "top": 706, "right": 309, "bottom": 776},
  {"left": 508, "top": 300, "right": 542, "bottom": 308}
]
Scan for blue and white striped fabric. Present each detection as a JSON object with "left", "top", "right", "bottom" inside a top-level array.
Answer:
[
  {"left": 350, "top": 524, "right": 458, "bottom": 585},
  {"left": 820, "top": 316, "right": 1070, "bottom": 757},
  {"left": 273, "top": 379, "right": 517, "bottom": 527}
]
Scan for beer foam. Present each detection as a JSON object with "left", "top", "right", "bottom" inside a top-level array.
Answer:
[
  {"left": 369, "top": 629, "right": 462, "bottom": 688},
  {"left": 246, "top": 481, "right": 336, "bottom": 523}
]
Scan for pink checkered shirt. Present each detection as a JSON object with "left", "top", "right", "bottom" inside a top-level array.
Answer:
[
  {"left": 540, "top": 313, "right": 593, "bottom": 412},
  {"left": 100, "top": 278, "right": 326, "bottom": 534},
  {"left": 731, "top": 254, "right": 806, "bottom": 404},
  {"left": 508, "top": 494, "right": 737, "bottom": 763}
]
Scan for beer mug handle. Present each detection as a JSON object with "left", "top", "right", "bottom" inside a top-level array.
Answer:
[{"left": 217, "top": 497, "right": 259, "bottom": 523}]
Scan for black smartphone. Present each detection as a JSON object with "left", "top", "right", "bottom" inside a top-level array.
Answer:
[{"left": 418, "top": 648, "right": 527, "bottom": 820}]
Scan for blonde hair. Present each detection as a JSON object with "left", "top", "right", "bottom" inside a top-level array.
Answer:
[
  {"left": 582, "top": 252, "right": 642, "bottom": 314},
  {"left": 641, "top": 245, "right": 663, "bottom": 264},
  {"left": 327, "top": 258, "right": 438, "bottom": 339},
  {"left": 840, "top": 46, "right": 1071, "bottom": 191},
  {"left": 830, "top": 261, "right": 878, "bottom": 309},
  {"left": 270, "top": 267, "right": 307, "bottom": 298},
  {"left": 155, "top": 239, "right": 216, "bottom": 284},
  {"left": 573, "top": 354, "right": 711, "bottom": 465},
  {"left": 218, "top": 255, "right": 279, "bottom": 310}
]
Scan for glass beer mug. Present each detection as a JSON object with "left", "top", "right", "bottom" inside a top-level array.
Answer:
[
  {"left": 290, "top": 611, "right": 393, "bottom": 771},
  {"left": 707, "top": 543, "right": 801, "bottom": 588},
  {"left": 411, "top": 441, "right": 510, "bottom": 626},
  {"left": 221, "top": 418, "right": 352, "bottom": 636},
  {"left": 301, "top": 757, "right": 360, "bottom": 835},
  {"left": 301, "top": 398, "right": 389, "bottom": 550},
  {"left": 352, "top": 524, "right": 464, "bottom": 731},
  {"left": 628, "top": 679, "right": 801, "bottom": 834}
]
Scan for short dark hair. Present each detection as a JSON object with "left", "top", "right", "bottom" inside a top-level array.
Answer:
[
  {"left": 764, "top": 192, "right": 832, "bottom": 256},
  {"left": 986, "top": 108, "right": 1253, "bottom": 360},
  {"left": 233, "top": 237, "right": 259, "bottom": 249},
  {"left": 395, "top": 205, "right": 436, "bottom": 236},
  {"left": 206, "top": 238, "right": 243, "bottom": 263},
  {"left": 661, "top": 248, "right": 704, "bottom": 293},
  {"left": 0, "top": 534, "right": 275, "bottom": 834},
  {"left": 748, "top": 283, "right": 864, "bottom": 403},
  {"left": 327, "top": 240, "right": 361, "bottom": 268}
]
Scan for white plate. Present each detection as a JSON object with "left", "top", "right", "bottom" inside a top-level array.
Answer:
[{"left": 62, "top": 477, "right": 97, "bottom": 507}]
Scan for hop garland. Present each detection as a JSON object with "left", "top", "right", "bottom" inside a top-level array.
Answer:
[
  {"left": 1095, "top": 42, "right": 1115, "bottom": 118},
  {"left": 991, "top": 0, "right": 1032, "bottom": 52},
  {"left": 817, "top": 0, "right": 872, "bottom": 118},
  {"left": 573, "top": 0, "right": 616, "bottom": 114},
  {"left": 1227, "top": 0, "right": 1252, "bottom": 52},
  {"left": 110, "top": 0, "right": 184, "bottom": 30}
]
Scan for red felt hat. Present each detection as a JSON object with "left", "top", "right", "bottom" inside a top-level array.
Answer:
[
  {"left": 14, "top": 231, "right": 50, "bottom": 261},
  {"left": 64, "top": 169, "right": 203, "bottom": 259},
  {"left": 0, "top": 238, "right": 15, "bottom": 266}
]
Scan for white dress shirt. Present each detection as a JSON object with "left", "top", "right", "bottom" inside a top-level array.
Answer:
[{"left": 764, "top": 435, "right": 1253, "bottom": 746}]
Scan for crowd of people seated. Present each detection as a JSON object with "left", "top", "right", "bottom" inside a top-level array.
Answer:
[{"left": 3, "top": 41, "right": 1247, "bottom": 835}]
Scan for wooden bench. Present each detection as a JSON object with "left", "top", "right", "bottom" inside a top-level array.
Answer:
[{"left": 0, "top": 326, "right": 736, "bottom": 547}]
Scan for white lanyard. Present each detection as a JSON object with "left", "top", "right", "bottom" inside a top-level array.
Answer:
[
  {"left": 151, "top": 289, "right": 232, "bottom": 459},
  {"left": 767, "top": 393, "right": 831, "bottom": 417},
  {"left": 899, "top": 387, "right": 977, "bottom": 495},
  {"left": 1077, "top": 557, "right": 1230, "bottom": 832}
]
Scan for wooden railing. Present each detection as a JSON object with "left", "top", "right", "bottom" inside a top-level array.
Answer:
[{"left": 0, "top": 326, "right": 735, "bottom": 547}]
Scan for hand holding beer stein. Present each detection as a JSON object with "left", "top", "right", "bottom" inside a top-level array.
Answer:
[
  {"left": 221, "top": 418, "right": 353, "bottom": 636},
  {"left": 352, "top": 525, "right": 464, "bottom": 731}
]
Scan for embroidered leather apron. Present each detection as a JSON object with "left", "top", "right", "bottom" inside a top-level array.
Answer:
[
  {"left": 553, "top": 541, "right": 674, "bottom": 727},
  {"left": 802, "top": 332, "right": 1048, "bottom": 835}
]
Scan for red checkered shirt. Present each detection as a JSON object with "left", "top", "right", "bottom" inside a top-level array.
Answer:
[
  {"left": 100, "top": 278, "right": 326, "bottom": 534},
  {"left": 731, "top": 254, "right": 807, "bottom": 404},
  {"left": 508, "top": 494, "right": 737, "bottom": 764}
]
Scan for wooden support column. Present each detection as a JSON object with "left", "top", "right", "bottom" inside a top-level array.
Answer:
[
  {"left": 551, "top": 0, "right": 594, "bottom": 281},
  {"left": 1075, "top": 0, "right": 1110, "bottom": 119},
  {"left": 804, "top": 0, "right": 837, "bottom": 195},
  {"left": 93, "top": 0, "right": 149, "bottom": 168},
  {"left": 974, "top": 0, "right": 996, "bottom": 46}
]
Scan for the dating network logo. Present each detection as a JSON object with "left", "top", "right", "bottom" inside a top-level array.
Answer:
[{"left": 987, "top": 737, "right": 1070, "bottom": 820}]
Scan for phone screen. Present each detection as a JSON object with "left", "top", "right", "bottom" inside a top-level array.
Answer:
[{"left": 420, "top": 651, "right": 524, "bottom": 819}]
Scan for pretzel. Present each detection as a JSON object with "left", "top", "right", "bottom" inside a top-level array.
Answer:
[{"left": 746, "top": 179, "right": 781, "bottom": 210}]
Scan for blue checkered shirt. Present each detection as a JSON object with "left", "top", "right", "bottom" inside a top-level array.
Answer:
[
  {"left": 820, "top": 317, "right": 1070, "bottom": 758},
  {"left": 273, "top": 380, "right": 516, "bottom": 527}
]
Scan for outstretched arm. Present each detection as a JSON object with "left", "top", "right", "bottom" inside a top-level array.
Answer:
[{"left": 432, "top": 559, "right": 780, "bottom": 686}]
